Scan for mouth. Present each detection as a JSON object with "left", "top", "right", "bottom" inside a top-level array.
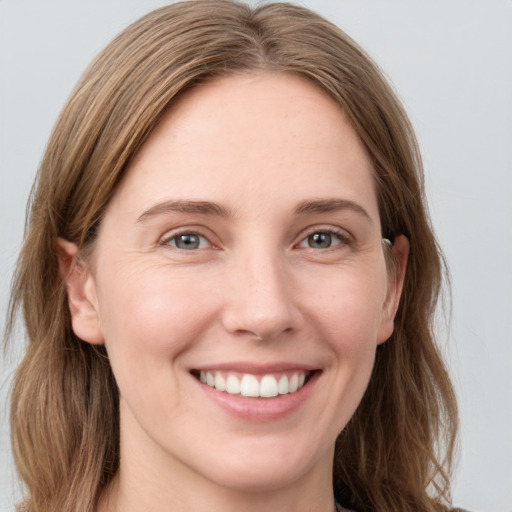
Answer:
[{"left": 191, "top": 369, "right": 318, "bottom": 398}]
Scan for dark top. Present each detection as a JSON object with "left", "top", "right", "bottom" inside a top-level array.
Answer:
[{"left": 335, "top": 502, "right": 470, "bottom": 512}]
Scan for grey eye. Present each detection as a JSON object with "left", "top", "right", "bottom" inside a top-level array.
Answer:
[
  {"left": 299, "top": 231, "right": 343, "bottom": 249},
  {"left": 167, "top": 233, "right": 209, "bottom": 250}
]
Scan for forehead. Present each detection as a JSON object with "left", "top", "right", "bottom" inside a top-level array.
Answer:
[{"left": 109, "top": 72, "right": 378, "bottom": 221}]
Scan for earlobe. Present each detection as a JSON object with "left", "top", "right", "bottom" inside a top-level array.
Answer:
[
  {"left": 57, "top": 238, "right": 104, "bottom": 345},
  {"left": 377, "top": 235, "right": 410, "bottom": 344}
]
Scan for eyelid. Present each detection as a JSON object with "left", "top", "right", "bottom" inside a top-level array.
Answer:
[
  {"left": 159, "top": 226, "right": 217, "bottom": 250},
  {"left": 294, "top": 225, "right": 353, "bottom": 249},
  {"left": 157, "top": 224, "right": 354, "bottom": 251}
]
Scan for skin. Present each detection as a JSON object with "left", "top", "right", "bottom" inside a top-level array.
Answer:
[{"left": 60, "top": 72, "right": 408, "bottom": 512}]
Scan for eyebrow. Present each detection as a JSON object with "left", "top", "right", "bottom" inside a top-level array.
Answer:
[
  {"left": 294, "top": 198, "right": 373, "bottom": 224},
  {"left": 136, "top": 197, "right": 372, "bottom": 224},
  {"left": 137, "top": 200, "right": 232, "bottom": 222}
]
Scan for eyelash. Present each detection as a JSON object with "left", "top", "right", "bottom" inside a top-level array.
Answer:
[
  {"left": 159, "top": 227, "right": 353, "bottom": 252},
  {"left": 160, "top": 230, "right": 212, "bottom": 251},
  {"left": 296, "top": 227, "right": 353, "bottom": 251}
]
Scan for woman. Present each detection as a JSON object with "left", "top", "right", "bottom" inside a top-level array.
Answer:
[{"left": 6, "top": 1, "right": 462, "bottom": 511}]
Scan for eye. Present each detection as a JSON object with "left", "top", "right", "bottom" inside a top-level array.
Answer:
[
  {"left": 163, "top": 232, "right": 210, "bottom": 250},
  {"left": 298, "top": 230, "right": 348, "bottom": 250}
]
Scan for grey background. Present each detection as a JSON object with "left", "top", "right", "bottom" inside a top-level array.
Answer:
[{"left": 1, "top": 1, "right": 511, "bottom": 510}]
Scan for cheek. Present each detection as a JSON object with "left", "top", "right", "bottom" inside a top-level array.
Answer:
[
  {"left": 306, "top": 267, "right": 387, "bottom": 341},
  {"left": 95, "top": 264, "right": 218, "bottom": 378},
  {"left": 301, "top": 271, "right": 386, "bottom": 435}
]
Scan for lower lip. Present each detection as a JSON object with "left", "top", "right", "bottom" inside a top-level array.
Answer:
[{"left": 194, "top": 371, "right": 320, "bottom": 422}]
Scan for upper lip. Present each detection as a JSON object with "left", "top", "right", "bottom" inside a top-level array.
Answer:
[{"left": 190, "top": 362, "right": 319, "bottom": 375}]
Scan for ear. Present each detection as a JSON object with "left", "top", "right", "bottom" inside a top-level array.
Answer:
[
  {"left": 377, "top": 235, "right": 409, "bottom": 345},
  {"left": 57, "top": 238, "right": 104, "bottom": 345}
]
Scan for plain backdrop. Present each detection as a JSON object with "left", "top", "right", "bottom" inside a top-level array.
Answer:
[{"left": 1, "top": 1, "right": 511, "bottom": 511}]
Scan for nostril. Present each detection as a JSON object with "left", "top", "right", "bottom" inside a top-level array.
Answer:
[{"left": 220, "top": 265, "right": 301, "bottom": 339}]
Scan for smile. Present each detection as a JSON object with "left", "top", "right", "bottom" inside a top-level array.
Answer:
[{"left": 195, "top": 370, "right": 313, "bottom": 398}]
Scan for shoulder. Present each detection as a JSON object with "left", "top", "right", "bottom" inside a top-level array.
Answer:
[{"left": 336, "top": 503, "right": 471, "bottom": 512}]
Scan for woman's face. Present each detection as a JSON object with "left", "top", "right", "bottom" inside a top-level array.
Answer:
[{"left": 65, "top": 73, "right": 406, "bottom": 493}]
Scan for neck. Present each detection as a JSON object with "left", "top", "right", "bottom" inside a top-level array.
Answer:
[
  {"left": 97, "top": 425, "right": 335, "bottom": 512},
  {"left": 97, "top": 400, "right": 337, "bottom": 512},
  {"left": 99, "top": 472, "right": 337, "bottom": 512}
]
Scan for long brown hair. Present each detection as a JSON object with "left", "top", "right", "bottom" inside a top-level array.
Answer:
[{"left": 6, "top": 1, "right": 458, "bottom": 511}]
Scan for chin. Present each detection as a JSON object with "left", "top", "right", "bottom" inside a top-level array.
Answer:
[
  {"left": 185, "top": 435, "right": 331, "bottom": 494},
  {"left": 201, "top": 460, "right": 310, "bottom": 493}
]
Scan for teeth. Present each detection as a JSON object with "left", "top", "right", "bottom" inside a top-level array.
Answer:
[
  {"left": 226, "top": 374, "right": 241, "bottom": 394},
  {"left": 289, "top": 373, "right": 299, "bottom": 393},
  {"left": 260, "top": 375, "right": 278, "bottom": 397},
  {"left": 240, "top": 374, "right": 259, "bottom": 397},
  {"left": 214, "top": 372, "right": 226, "bottom": 391},
  {"left": 199, "top": 371, "right": 308, "bottom": 398},
  {"left": 278, "top": 375, "right": 289, "bottom": 395}
]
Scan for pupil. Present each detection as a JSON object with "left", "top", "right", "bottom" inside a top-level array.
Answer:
[
  {"left": 309, "top": 233, "right": 331, "bottom": 248},
  {"left": 177, "top": 234, "right": 199, "bottom": 249}
]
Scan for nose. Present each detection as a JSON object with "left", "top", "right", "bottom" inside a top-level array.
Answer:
[{"left": 221, "top": 249, "right": 302, "bottom": 341}]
